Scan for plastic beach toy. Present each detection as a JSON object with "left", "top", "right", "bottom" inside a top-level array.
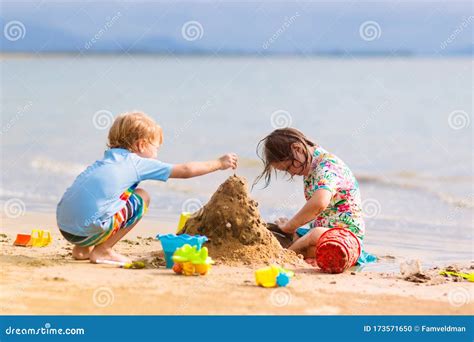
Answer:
[
  {"left": 255, "top": 265, "right": 294, "bottom": 288},
  {"left": 96, "top": 259, "right": 146, "bottom": 269},
  {"left": 315, "top": 228, "right": 361, "bottom": 274},
  {"left": 13, "top": 230, "right": 52, "bottom": 247},
  {"left": 13, "top": 234, "right": 31, "bottom": 247},
  {"left": 439, "top": 270, "right": 474, "bottom": 282},
  {"left": 29, "top": 229, "right": 52, "bottom": 247},
  {"left": 172, "top": 244, "right": 214, "bottom": 276},
  {"left": 156, "top": 234, "right": 208, "bottom": 268},
  {"left": 176, "top": 212, "right": 192, "bottom": 233}
]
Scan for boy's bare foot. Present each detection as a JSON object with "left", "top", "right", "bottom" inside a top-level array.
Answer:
[
  {"left": 72, "top": 246, "right": 93, "bottom": 260},
  {"left": 89, "top": 246, "right": 131, "bottom": 264}
]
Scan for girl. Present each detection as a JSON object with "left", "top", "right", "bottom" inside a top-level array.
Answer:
[
  {"left": 57, "top": 111, "right": 237, "bottom": 264},
  {"left": 254, "top": 128, "right": 364, "bottom": 265}
]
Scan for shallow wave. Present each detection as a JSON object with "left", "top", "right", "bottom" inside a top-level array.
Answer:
[
  {"left": 21, "top": 156, "right": 474, "bottom": 210},
  {"left": 370, "top": 214, "right": 469, "bottom": 228},
  {"left": 0, "top": 188, "right": 58, "bottom": 202},
  {"left": 357, "top": 172, "right": 474, "bottom": 184},
  {"left": 30, "top": 157, "right": 86, "bottom": 176},
  {"left": 357, "top": 173, "right": 474, "bottom": 208},
  {"left": 230, "top": 159, "right": 473, "bottom": 208}
]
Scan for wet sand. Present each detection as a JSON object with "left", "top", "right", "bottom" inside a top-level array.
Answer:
[{"left": 0, "top": 212, "right": 472, "bottom": 315}]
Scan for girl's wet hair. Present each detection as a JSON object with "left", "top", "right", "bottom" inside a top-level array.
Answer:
[{"left": 253, "top": 128, "right": 316, "bottom": 188}]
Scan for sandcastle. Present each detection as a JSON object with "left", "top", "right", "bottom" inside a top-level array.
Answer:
[{"left": 180, "top": 175, "right": 303, "bottom": 266}]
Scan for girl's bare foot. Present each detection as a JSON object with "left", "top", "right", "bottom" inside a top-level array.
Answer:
[
  {"left": 89, "top": 246, "right": 131, "bottom": 264},
  {"left": 304, "top": 257, "right": 319, "bottom": 267},
  {"left": 72, "top": 246, "right": 93, "bottom": 260}
]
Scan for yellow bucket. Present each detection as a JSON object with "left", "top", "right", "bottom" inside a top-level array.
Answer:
[{"left": 28, "top": 229, "right": 52, "bottom": 247}]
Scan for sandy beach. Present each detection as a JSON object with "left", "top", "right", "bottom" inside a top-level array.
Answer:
[
  {"left": 1, "top": 212, "right": 472, "bottom": 315},
  {"left": 1, "top": 5, "right": 473, "bottom": 342}
]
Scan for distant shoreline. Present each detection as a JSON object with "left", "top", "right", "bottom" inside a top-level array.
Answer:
[{"left": 0, "top": 51, "right": 472, "bottom": 59}]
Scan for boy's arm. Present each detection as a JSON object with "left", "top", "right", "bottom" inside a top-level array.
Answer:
[
  {"left": 169, "top": 153, "right": 237, "bottom": 179},
  {"left": 277, "top": 189, "right": 332, "bottom": 234}
]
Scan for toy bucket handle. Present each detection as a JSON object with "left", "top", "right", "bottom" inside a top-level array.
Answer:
[{"left": 31, "top": 229, "right": 43, "bottom": 239}]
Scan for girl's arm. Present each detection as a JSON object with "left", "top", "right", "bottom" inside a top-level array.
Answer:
[
  {"left": 277, "top": 189, "right": 332, "bottom": 234},
  {"left": 169, "top": 153, "right": 237, "bottom": 179}
]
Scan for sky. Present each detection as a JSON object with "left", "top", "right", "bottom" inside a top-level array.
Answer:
[{"left": 0, "top": 0, "right": 472, "bottom": 55}]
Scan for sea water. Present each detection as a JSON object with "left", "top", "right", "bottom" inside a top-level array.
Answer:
[{"left": 1, "top": 55, "right": 472, "bottom": 265}]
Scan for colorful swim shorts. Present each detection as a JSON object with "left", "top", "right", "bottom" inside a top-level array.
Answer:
[{"left": 59, "top": 190, "right": 147, "bottom": 247}]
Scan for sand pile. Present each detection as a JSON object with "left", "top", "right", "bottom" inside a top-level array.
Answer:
[{"left": 180, "top": 175, "right": 303, "bottom": 266}]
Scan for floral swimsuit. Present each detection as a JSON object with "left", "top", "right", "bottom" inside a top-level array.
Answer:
[{"left": 303, "top": 145, "right": 365, "bottom": 239}]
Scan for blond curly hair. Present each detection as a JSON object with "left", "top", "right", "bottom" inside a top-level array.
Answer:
[{"left": 107, "top": 111, "right": 163, "bottom": 152}]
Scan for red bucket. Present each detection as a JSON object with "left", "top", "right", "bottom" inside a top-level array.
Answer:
[{"left": 315, "top": 228, "right": 361, "bottom": 274}]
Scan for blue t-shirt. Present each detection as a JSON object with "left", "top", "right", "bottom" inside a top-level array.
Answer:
[{"left": 56, "top": 148, "right": 173, "bottom": 236}]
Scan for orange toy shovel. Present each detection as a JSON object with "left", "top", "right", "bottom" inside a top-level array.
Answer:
[{"left": 13, "top": 234, "right": 31, "bottom": 247}]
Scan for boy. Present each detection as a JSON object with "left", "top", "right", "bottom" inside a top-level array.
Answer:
[{"left": 57, "top": 111, "right": 237, "bottom": 263}]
